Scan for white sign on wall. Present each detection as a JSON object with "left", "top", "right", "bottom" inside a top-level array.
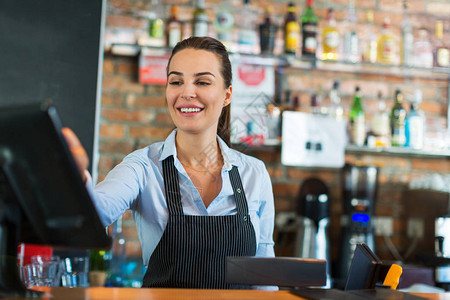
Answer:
[{"left": 282, "top": 111, "right": 347, "bottom": 168}]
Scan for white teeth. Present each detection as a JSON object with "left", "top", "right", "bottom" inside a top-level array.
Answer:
[{"left": 180, "top": 108, "right": 201, "bottom": 113}]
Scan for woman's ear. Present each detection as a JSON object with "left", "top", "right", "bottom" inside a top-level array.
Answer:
[{"left": 223, "top": 86, "right": 232, "bottom": 107}]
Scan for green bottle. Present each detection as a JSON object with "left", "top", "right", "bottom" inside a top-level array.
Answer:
[
  {"left": 349, "top": 86, "right": 366, "bottom": 146},
  {"left": 390, "top": 89, "right": 407, "bottom": 147},
  {"left": 301, "top": 0, "right": 319, "bottom": 58},
  {"left": 192, "top": 0, "right": 208, "bottom": 37}
]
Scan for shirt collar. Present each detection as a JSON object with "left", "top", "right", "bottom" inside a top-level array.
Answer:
[{"left": 159, "top": 129, "right": 242, "bottom": 170}]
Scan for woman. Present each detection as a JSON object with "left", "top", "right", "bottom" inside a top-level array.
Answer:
[{"left": 64, "top": 37, "right": 275, "bottom": 289}]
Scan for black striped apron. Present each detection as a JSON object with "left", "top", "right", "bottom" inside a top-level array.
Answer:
[{"left": 142, "top": 156, "right": 257, "bottom": 289}]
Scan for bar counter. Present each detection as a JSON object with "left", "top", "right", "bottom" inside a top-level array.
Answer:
[{"left": 5, "top": 287, "right": 450, "bottom": 300}]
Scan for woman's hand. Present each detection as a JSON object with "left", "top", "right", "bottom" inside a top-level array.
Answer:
[{"left": 61, "top": 127, "right": 89, "bottom": 182}]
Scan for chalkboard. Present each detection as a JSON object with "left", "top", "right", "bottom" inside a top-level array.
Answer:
[{"left": 0, "top": 0, "right": 105, "bottom": 175}]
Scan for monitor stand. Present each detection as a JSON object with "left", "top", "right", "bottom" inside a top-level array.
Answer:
[{"left": 0, "top": 153, "right": 42, "bottom": 298}]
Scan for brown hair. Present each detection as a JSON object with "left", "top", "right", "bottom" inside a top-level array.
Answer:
[{"left": 166, "top": 37, "right": 232, "bottom": 147}]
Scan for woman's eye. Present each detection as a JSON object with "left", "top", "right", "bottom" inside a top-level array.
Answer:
[
  {"left": 169, "top": 81, "right": 182, "bottom": 86},
  {"left": 196, "top": 81, "right": 210, "bottom": 86}
]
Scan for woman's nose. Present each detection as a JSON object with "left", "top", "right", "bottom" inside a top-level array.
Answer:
[{"left": 181, "top": 83, "right": 196, "bottom": 100}]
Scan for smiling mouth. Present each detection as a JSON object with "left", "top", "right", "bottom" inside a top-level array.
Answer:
[{"left": 179, "top": 107, "right": 203, "bottom": 113}]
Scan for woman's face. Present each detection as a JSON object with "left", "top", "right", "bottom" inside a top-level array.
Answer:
[{"left": 166, "top": 48, "right": 232, "bottom": 136}]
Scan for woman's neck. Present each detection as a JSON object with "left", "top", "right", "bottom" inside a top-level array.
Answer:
[{"left": 175, "top": 130, "right": 222, "bottom": 170}]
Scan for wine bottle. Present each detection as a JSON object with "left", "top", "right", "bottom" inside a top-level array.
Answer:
[
  {"left": 390, "top": 89, "right": 407, "bottom": 147},
  {"left": 301, "top": 0, "right": 318, "bottom": 59},
  {"left": 192, "top": 0, "right": 208, "bottom": 37},
  {"left": 405, "top": 90, "right": 425, "bottom": 149},
  {"left": 342, "top": 0, "right": 359, "bottom": 63},
  {"left": 166, "top": 5, "right": 182, "bottom": 48},
  {"left": 321, "top": 8, "right": 339, "bottom": 60},
  {"left": 433, "top": 21, "right": 449, "bottom": 68},
  {"left": 259, "top": 6, "right": 277, "bottom": 55},
  {"left": 284, "top": 2, "right": 300, "bottom": 55},
  {"left": 349, "top": 86, "right": 365, "bottom": 146},
  {"left": 400, "top": 0, "right": 414, "bottom": 66},
  {"left": 377, "top": 18, "right": 396, "bottom": 64}
]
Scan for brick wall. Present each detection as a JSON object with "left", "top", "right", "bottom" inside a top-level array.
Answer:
[{"left": 101, "top": 0, "right": 450, "bottom": 268}]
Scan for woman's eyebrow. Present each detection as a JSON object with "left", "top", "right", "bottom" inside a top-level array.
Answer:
[
  {"left": 194, "top": 72, "right": 215, "bottom": 77},
  {"left": 167, "top": 71, "right": 182, "bottom": 77}
]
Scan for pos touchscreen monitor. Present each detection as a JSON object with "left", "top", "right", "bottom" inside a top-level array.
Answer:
[{"left": 0, "top": 103, "right": 110, "bottom": 297}]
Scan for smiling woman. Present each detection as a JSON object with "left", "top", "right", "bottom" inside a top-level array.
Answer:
[{"left": 63, "top": 36, "right": 276, "bottom": 290}]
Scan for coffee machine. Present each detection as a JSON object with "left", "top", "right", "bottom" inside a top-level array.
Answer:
[
  {"left": 335, "top": 164, "right": 379, "bottom": 288},
  {"left": 294, "top": 178, "right": 331, "bottom": 287}
]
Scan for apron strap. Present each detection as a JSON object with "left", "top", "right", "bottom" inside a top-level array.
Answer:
[
  {"left": 228, "top": 166, "right": 250, "bottom": 216},
  {"left": 162, "top": 156, "right": 183, "bottom": 215}
]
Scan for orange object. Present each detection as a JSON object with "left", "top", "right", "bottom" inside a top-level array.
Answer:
[{"left": 383, "top": 263, "right": 403, "bottom": 289}]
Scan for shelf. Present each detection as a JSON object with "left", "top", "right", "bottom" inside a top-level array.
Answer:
[
  {"left": 345, "top": 144, "right": 450, "bottom": 159},
  {"left": 108, "top": 43, "right": 450, "bottom": 81},
  {"left": 232, "top": 142, "right": 450, "bottom": 159}
]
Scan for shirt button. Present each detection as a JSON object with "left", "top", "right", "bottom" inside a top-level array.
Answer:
[
  {"left": 243, "top": 215, "right": 247, "bottom": 222},
  {"left": 236, "top": 188, "right": 241, "bottom": 194}
]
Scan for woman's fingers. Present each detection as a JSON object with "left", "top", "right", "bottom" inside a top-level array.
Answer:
[{"left": 61, "top": 127, "right": 89, "bottom": 181}]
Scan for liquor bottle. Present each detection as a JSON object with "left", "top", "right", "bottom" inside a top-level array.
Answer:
[
  {"left": 370, "top": 91, "right": 390, "bottom": 147},
  {"left": 108, "top": 216, "right": 127, "bottom": 287},
  {"left": 214, "top": 0, "right": 234, "bottom": 50},
  {"left": 390, "top": 89, "right": 407, "bottom": 147},
  {"left": 413, "top": 28, "right": 434, "bottom": 68},
  {"left": 238, "top": 0, "right": 259, "bottom": 54},
  {"left": 148, "top": 0, "right": 164, "bottom": 39},
  {"left": 192, "top": 0, "right": 208, "bottom": 37},
  {"left": 349, "top": 86, "right": 366, "bottom": 146},
  {"left": 433, "top": 21, "right": 450, "bottom": 68},
  {"left": 166, "top": 5, "right": 182, "bottom": 48},
  {"left": 377, "top": 18, "right": 396, "bottom": 64},
  {"left": 321, "top": 8, "right": 339, "bottom": 60},
  {"left": 400, "top": 0, "right": 414, "bottom": 66},
  {"left": 342, "top": 0, "right": 359, "bottom": 63},
  {"left": 284, "top": 2, "right": 300, "bottom": 55},
  {"left": 301, "top": 0, "right": 319, "bottom": 59},
  {"left": 405, "top": 90, "right": 425, "bottom": 149},
  {"left": 329, "top": 81, "right": 344, "bottom": 120},
  {"left": 362, "top": 10, "right": 377, "bottom": 63},
  {"left": 259, "top": 6, "right": 277, "bottom": 55},
  {"left": 89, "top": 249, "right": 108, "bottom": 287}
]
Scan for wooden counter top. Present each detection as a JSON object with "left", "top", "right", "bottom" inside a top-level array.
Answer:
[{"left": 4, "top": 287, "right": 450, "bottom": 300}]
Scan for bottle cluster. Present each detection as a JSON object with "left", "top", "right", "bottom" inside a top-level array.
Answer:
[
  {"left": 142, "top": 0, "right": 449, "bottom": 68},
  {"left": 295, "top": 84, "right": 427, "bottom": 150}
]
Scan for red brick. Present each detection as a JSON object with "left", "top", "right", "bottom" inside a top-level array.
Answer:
[
  {"left": 247, "top": 150, "right": 281, "bottom": 164},
  {"left": 99, "top": 141, "right": 134, "bottom": 155},
  {"left": 411, "top": 158, "right": 450, "bottom": 172},
  {"left": 125, "top": 240, "right": 142, "bottom": 257},
  {"left": 102, "top": 108, "right": 155, "bottom": 123},
  {"left": 129, "top": 126, "right": 173, "bottom": 140},
  {"left": 122, "top": 224, "right": 139, "bottom": 240},
  {"left": 122, "top": 210, "right": 133, "bottom": 221},
  {"left": 266, "top": 166, "right": 283, "bottom": 179},
  {"left": 126, "top": 95, "right": 167, "bottom": 108},
  {"left": 98, "top": 156, "right": 114, "bottom": 173},
  {"left": 274, "top": 197, "right": 293, "bottom": 212},
  {"left": 117, "top": 60, "right": 138, "bottom": 75},
  {"left": 102, "top": 74, "right": 145, "bottom": 93},
  {"left": 421, "top": 101, "right": 445, "bottom": 116},
  {"left": 106, "top": 14, "right": 142, "bottom": 29},
  {"left": 103, "top": 59, "right": 115, "bottom": 74},
  {"left": 272, "top": 182, "right": 300, "bottom": 197},
  {"left": 101, "top": 93, "right": 123, "bottom": 107},
  {"left": 156, "top": 112, "right": 175, "bottom": 126},
  {"left": 426, "top": 2, "right": 450, "bottom": 17},
  {"left": 100, "top": 124, "right": 126, "bottom": 139}
]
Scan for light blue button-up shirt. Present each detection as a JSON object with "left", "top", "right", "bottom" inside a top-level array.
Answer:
[{"left": 88, "top": 129, "right": 275, "bottom": 268}]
